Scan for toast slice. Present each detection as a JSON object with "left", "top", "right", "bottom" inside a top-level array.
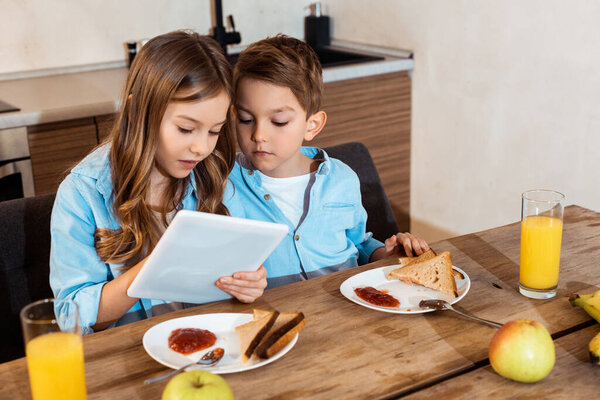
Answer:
[
  {"left": 235, "top": 309, "right": 279, "bottom": 362},
  {"left": 452, "top": 269, "right": 465, "bottom": 280},
  {"left": 255, "top": 312, "right": 306, "bottom": 359},
  {"left": 388, "top": 251, "right": 458, "bottom": 297},
  {"left": 397, "top": 248, "right": 437, "bottom": 267},
  {"left": 396, "top": 249, "right": 463, "bottom": 280}
]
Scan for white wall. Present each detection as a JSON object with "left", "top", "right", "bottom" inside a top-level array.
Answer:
[
  {"left": 0, "top": 0, "right": 305, "bottom": 74},
  {"left": 328, "top": 0, "right": 600, "bottom": 241},
  {"left": 2, "top": 0, "right": 599, "bottom": 241}
]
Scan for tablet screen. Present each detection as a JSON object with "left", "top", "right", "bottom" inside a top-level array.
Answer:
[{"left": 127, "top": 210, "right": 289, "bottom": 304}]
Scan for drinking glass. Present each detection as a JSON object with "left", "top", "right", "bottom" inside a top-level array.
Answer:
[
  {"left": 519, "top": 189, "right": 565, "bottom": 299},
  {"left": 20, "top": 298, "right": 87, "bottom": 400}
]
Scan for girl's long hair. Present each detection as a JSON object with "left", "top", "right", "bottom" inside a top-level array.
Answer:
[{"left": 94, "top": 31, "right": 235, "bottom": 268}]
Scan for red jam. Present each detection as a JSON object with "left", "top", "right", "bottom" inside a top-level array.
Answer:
[
  {"left": 354, "top": 286, "right": 400, "bottom": 308},
  {"left": 168, "top": 328, "right": 217, "bottom": 355}
]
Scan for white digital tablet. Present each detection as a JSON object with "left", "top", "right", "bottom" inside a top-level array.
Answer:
[{"left": 127, "top": 210, "right": 288, "bottom": 304}]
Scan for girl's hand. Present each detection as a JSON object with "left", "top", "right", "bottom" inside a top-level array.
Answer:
[{"left": 215, "top": 265, "right": 268, "bottom": 303}]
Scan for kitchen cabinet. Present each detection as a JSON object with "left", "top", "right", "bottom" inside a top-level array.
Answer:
[
  {"left": 27, "top": 118, "right": 98, "bottom": 195},
  {"left": 314, "top": 71, "right": 410, "bottom": 232},
  {"left": 96, "top": 114, "right": 116, "bottom": 143},
  {"left": 22, "top": 70, "right": 410, "bottom": 231}
]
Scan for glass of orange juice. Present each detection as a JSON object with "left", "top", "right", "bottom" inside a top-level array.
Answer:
[
  {"left": 520, "top": 189, "right": 565, "bottom": 299},
  {"left": 20, "top": 299, "right": 87, "bottom": 400}
]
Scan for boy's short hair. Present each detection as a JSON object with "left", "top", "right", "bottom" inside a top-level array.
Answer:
[{"left": 233, "top": 34, "right": 323, "bottom": 117}]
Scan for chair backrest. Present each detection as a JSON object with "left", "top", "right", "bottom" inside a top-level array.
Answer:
[
  {"left": 0, "top": 193, "right": 56, "bottom": 362},
  {"left": 324, "top": 142, "right": 399, "bottom": 241}
]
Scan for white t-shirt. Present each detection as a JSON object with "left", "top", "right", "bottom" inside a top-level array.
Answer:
[{"left": 257, "top": 171, "right": 311, "bottom": 228}]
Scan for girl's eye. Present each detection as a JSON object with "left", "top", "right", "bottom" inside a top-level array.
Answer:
[
  {"left": 238, "top": 118, "right": 253, "bottom": 124},
  {"left": 272, "top": 121, "right": 288, "bottom": 127},
  {"left": 178, "top": 126, "right": 193, "bottom": 134}
]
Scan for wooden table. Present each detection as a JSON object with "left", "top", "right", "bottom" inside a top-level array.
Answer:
[{"left": 1, "top": 205, "right": 599, "bottom": 399}]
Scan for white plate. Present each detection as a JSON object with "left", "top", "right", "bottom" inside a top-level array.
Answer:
[
  {"left": 143, "top": 313, "right": 298, "bottom": 374},
  {"left": 340, "top": 265, "right": 471, "bottom": 314}
]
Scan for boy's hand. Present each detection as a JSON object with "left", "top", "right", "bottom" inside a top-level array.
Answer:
[
  {"left": 387, "top": 232, "right": 430, "bottom": 257},
  {"left": 371, "top": 232, "right": 430, "bottom": 262},
  {"left": 215, "top": 265, "right": 268, "bottom": 303}
]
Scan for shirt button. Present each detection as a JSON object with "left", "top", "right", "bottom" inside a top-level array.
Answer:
[
  {"left": 248, "top": 170, "right": 254, "bottom": 175},
  {"left": 294, "top": 234, "right": 300, "bottom": 241},
  {"left": 264, "top": 194, "right": 271, "bottom": 200}
]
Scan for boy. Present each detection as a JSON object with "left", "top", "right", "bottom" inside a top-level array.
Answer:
[{"left": 228, "top": 35, "right": 428, "bottom": 288}]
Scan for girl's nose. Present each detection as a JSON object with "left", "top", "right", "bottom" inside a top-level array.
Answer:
[{"left": 190, "top": 132, "right": 209, "bottom": 157}]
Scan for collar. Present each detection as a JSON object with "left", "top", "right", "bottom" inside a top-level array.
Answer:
[
  {"left": 185, "top": 169, "right": 199, "bottom": 199},
  {"left": 70, "top": 144, "right": 114, "bottom": 197}
]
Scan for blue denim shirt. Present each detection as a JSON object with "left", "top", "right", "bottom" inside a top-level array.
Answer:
[
  {"left": 49, "top": 145, "right": 242, "bottom": 334},
  {"left": 229, "top": 147, "right": 384, "bottom": 288}
]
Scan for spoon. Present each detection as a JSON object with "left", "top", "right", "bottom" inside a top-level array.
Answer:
[
  {"left": 419, "top": 299, "right": 503, "bottom": 329},
  {"left": 144, "top": 347, "right": 225, "bottom": 384}
]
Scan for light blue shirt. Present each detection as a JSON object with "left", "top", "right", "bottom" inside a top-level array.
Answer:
[
  {"left": 49, "top": 145, "right": 242, "bottom": 334},
  {"left": 228, "top": 147, "right": 384, "bottom": 288}
]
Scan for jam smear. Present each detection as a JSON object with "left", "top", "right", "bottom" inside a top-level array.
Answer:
[
  {"left": 168, "top": 328, "right": 217, "bottom": 355},
  {"left": 354, "top": 286, "right": 400, "bottom": 308}
]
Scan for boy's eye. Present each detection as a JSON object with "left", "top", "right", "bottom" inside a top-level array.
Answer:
[
  {"left": 272, "top": 121, "right": 288, "bottom": 127},
  {"left": 177, "top": 126, "right": 193, "bottom": 134}
]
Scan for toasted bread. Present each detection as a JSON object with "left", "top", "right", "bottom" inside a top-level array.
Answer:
[
  {"left": 397, "top": 249, "right": 464, "bottom": 280},
  {"left": 397, "top": 248, "right": 437, "bottom": 267},
  {"left": 253, "top": 309, "right": 274, "bottom": 320},
  {"left": 452, "top": 269, "right": 465, "bottom": 280},
  {"left": 388, "top": 251, "right": 458, "bottom": 297},
  {"left": 235, "top": 309, "right": 279, "bottom": 362},
  {"left": 255, "top": 312, "right": 306, "bottom": 359}
]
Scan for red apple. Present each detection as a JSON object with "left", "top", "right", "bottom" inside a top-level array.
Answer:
[
  {"left": 161, "top": 370, "right": 234, "bottom": 400},
  {"left": 489, "top": 319, "right": 555, "bottom": 383}
]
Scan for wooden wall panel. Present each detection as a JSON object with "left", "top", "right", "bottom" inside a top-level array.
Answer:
[
  {"left": 95, "top": 114, "right": 117, "bottom": 144},
  {"left": 27, "top": 118, "right": 98, "bottom": 195},
  {"left": 310, "top": 71, "right": 411, "bottom": 232}
]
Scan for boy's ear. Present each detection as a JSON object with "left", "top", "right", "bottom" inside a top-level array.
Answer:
[{"left": 304, "top": 111, "right": 327, "bottom": 141}]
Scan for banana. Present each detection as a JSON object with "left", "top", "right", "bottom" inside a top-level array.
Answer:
[
  {"left": 570, "top": 291, "right": 600, "bottom": 365},
  {"left": 589, "top": 332, "right": 600, "bottom": 365},
  {"left": 569, "top": 290, "right": 600, "bottom": 324}
]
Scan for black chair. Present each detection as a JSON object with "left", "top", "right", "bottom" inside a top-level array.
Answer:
[
  {"left": 0, "top": 193, "right": 56, "bottom": 362},
  {"left": 324, "top": 142, "right": 399, "bottom": 241}
]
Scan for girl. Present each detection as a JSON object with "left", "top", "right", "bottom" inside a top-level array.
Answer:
[{"left": 49, "top": 31, "right": 267, "bottom": 334}]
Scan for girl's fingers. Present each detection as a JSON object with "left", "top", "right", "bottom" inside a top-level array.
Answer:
[
  {"left": 219, "top": 285, "right": 263, "bottom": 303},
  {"left": 230, "top": 265, "right": 267, "bottom": 282},
  {"left": 218, "top": 272, "right": 267, "bottom": 288}
]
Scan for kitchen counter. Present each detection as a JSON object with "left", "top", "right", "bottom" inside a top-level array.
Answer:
[{"left": 0, "top": 41, "right": 413, "bottom": 130}]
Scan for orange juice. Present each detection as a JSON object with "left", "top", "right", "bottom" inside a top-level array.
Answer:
[
  {"left": 520, "top": 215, "right": 563, "bottom": 289},
  {"left": 26, "top": 332, "right": 87, "bottom": 400}
]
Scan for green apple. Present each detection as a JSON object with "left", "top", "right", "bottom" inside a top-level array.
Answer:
[
  {"left": 161, "top": 370, "right": 234, "bottom": 400},
  {"left": 489, "top": 319, "right": 555, "bottom": 383}
]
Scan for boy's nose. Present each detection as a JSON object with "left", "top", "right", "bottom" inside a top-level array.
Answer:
[{"left": 251, "top": 122, "right": 267, "bottom": 143}]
